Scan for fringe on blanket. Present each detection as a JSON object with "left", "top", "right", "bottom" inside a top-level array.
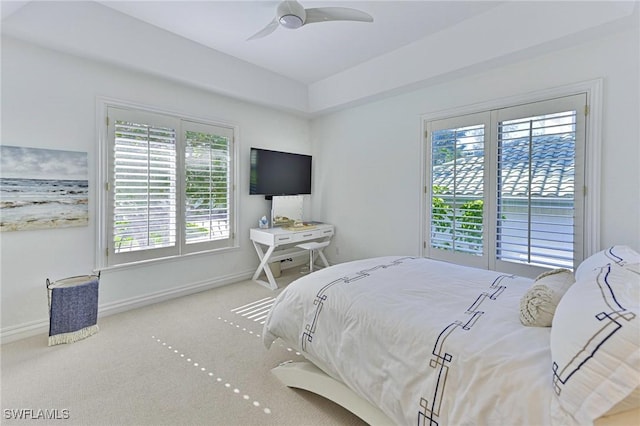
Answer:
[
  {"left": 48, "top": 324, "right": 99, "bottom": 346},
  {"left": 47, "top": 274, "right": 100, "bottom": 346}
]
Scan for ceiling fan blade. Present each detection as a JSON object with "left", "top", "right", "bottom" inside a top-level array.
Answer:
[
  {"left": 305, "top": 7, "right": 373, "bottom": 25},
  {"left": 247, "top": 17, "right": 279, "bottom": 40}
]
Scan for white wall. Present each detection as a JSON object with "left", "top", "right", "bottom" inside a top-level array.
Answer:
[
  {"left": 308, "top": 1, "right": 637, "bottom": 114},
  {"left": 0, "top": 37, "right": 311, "bottom": 341},
  {"left": 310, "top": 25, "right": 640, "bottom": 264},
  {"left": 1, "top": 1, "right": 309, "bottom": 114},
  {"left": 3, "top": 22, "right": 639, "bottom": 342}
]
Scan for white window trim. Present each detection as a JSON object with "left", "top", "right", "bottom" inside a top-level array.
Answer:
[
  {"left": 95, "top": 97, "right": 240, "bottom": 271},
  {"left": 419, "top": 79, "right": 602, "bottom": 265}
]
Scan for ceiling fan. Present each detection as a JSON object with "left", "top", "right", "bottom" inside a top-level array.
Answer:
[{"left": 248, "top": 0, "right": 374, "bottom": 40}]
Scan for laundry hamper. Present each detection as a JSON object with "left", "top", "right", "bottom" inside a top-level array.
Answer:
[{"left": 46, "top": 274, "right": 100, "bottom": 346}]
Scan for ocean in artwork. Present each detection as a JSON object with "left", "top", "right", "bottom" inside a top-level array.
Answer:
[
  {"left": 0, "top": 146, "right": 89, "bottom": 231},
  {"left": 0, "top": 178, "right": 88, "bottom": 231}
]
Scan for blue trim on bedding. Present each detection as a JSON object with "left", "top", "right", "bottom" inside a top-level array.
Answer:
[
  {"left": 418, "top": 274, "right": 513, "bottom": 426},
  {"left": 298, "top": 256, "right": 521, "bottom": 425},
  {"left": 551, "top": 264, "right": 636, "bottom": 396},
  {"left": 301, "top": 256, "right": 415, "bottom": 351}
]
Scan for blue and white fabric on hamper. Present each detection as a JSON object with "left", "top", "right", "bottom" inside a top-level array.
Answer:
[{"left": 47, "top": 275, "right": 99, "bottom": 346}]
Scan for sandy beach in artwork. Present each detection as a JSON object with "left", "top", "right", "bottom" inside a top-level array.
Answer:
[
  {"left": 0, "top": 216, "right": 89, "bottom": 232},
  {"left": 0, "top": 177, "right": 89, "bottom": 231}
]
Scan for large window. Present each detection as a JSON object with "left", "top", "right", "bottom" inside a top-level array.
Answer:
[
  {"left": 101, "top": 105, "right": 237, "bottom": 267},
  {"left": 425, "top": 93, "right": 591, "bottom": 276}
]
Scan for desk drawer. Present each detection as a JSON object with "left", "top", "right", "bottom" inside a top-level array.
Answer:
[
  {"left": 275, "top": 227, "right": 334, "bottom": 244},
  {"left": 275, "top": 234, "right": 297, "bottom": 244}
]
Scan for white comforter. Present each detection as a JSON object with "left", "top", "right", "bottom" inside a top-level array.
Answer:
[{"left": 264, "top": 256, "right": 556, "bottom": 426}]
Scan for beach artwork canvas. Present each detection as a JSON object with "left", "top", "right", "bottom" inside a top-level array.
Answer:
[{"left": 0, "top": 145, "right": 89, "bottom": 231}]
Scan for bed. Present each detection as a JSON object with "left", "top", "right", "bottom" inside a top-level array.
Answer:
[{"left": 263, "top": 247, "right": 640, "bottom": 425}]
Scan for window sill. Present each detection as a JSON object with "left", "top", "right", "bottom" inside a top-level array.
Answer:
[{"left": 95, "top": 244, "right": 241, "bottom": 274}]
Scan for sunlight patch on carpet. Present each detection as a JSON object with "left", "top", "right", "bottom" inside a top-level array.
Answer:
[
  {"left": 150, "top": 335, "right": 272, "bottom": 415},
  {"left": 225, "top": 297, "right": 303, "bottom": 356},
  {"left": 216, "top": 316, "right": 303, "bottom": 357},
  {"left": 230, "top": 297, "right": 275, "bottom": 324},
  {"left": 218, "top": 317, "right": 263, "bottom": 338}
]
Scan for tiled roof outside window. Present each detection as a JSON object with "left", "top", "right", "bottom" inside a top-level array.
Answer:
[{"left": 432, "top": 135, "right": 574, "bottom": 198}]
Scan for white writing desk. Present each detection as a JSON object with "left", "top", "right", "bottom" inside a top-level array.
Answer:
[{"left": 250, "top": 223, "right": 334, "bottom": 290}]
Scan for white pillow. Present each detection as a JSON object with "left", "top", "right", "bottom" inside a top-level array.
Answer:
[
  {"left": 550, "top": 263, "right": 640, "bottom": 423},
  {"left": 575, "top": 245, "right": 640, "bottom": 281},
  {"left": 520, "top": 268, "right": 574, "bottom": 327}
]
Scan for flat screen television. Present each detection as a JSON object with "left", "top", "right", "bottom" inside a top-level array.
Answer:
[{"left": 249, "top": 147, "right": 312, "bottom": 196}]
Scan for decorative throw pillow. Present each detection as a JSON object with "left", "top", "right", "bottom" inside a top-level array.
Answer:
[
  {"left": 519, "top": 268, "right": 574, "bottom": 327},
  {"left": 575, "top": 245, "right": 640, "bottom": 281},
  {"left": 550, "top": 263, "right": 640, "bottom": 423}
]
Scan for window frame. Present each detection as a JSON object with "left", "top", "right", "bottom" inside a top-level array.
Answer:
[
  {"left": 420, "top": 80, "right": 602, "bottom": 276},
  {"left": 426, "top": 111, "right": 492, "bottom": 270},
  {"left": 181, "top": 119, "right": 235, "bottom": 255},
  {"left": 491, "top": 95, "right": 586, "bottom": 274},
  {"left": 96, "top": 98, "right": 239, "bottom": 270}
]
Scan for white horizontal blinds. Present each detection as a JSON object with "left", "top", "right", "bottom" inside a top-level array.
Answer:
[
  {"left": 104, "top": 105, "right": 237, "bottom": 267},
  {"left": 430, "top": 116, "right": 486, "bottom": 259},
  {"left": 184, "top": 121, "right": 233, "bottom": 248},
  {"left": 495, "top": 94, "right": 585, "bottom": 270},
  {"left": 112, "top": 119, "right": 177, "bottom": 254}
]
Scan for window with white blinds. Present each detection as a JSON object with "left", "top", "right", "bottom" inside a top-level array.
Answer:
[
  {"left": 496, "top": 109, "right": 577, "bottom": 269},
  {"left": 183, "top": 121, "right": 233, "bottom": 253},
  {"left": 104, "top": 106, "right": 236, "bottom": 267},
  {"left": 112, "top": 120, "right": 177, "bottom": 255},
  {"left": 431, "top": 122, "right": 486, "bottom": 257},
  {"left": 425, "top": 94, "right": 587, "bottom": 276}
]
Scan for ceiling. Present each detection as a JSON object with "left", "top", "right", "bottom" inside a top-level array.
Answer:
[
  {"left": 2, "top": 1, "right": 638, "bottom": 114},
  {"left": 92, "top": 1, "right": 503, "bottom": 85},
  {"left": 1, "top": 1, "right": 504, "bottom": 84}
]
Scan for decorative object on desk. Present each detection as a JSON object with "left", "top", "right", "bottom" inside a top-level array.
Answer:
[
  {"left": 259, "top": 216, "right": 269, "bottom": 229},
  {"left": 273, "top": 215, "right": 294, "bottom": 227},
  {"left": 283, "top": 221, "right": 317, "bottom": 231},
  {"left": 47, "top": 274, "right": 100, "bottom": 346}
]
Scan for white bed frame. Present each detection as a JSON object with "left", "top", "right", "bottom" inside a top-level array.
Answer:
[
  {"left": 272, "top": 361, "right": 639, "bottom": 426},
  {"left": 272, "top": 361, "right": 394, "bottom": 425}
]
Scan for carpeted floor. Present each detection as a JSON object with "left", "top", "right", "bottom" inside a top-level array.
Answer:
[{"left": 0, "top": 271, "right": 366, "bottom": 425}]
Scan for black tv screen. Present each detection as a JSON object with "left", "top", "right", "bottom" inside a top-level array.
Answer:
[{"left": 249, "top": 148, "right": 312, "bottom": 196}]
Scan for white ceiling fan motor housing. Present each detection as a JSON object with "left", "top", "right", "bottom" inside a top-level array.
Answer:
[{"left": 278, "top": 1, "right": 306, "bottom": 29}]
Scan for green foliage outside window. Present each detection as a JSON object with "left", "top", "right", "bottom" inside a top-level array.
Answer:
[
  {"left": 431, "top": 185, "right": 484, "bottom": 251},
  {"left": 185, "top": 131, "right": 229, "bottom": 214},
  {"left": 432, "top": 185, "right": 453, "bottom": 234},
  {"left": 458, "top": 199, "right": 483, "bottom": 243}
]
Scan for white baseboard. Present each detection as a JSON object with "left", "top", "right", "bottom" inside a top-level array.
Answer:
[
  {"left": 0, "top": 319, "right": 50, "bottom": 344},
  {"left": 0, "top": 270, "right": 254, "bottom": 344}
]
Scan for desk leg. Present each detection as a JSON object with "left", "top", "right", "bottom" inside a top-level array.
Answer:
[
  {"left": 252, "top": 241, "right": 278, "bottom": 290},
  {"left": 317, "top": 248, "right": 330, "bottom": 268}
]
